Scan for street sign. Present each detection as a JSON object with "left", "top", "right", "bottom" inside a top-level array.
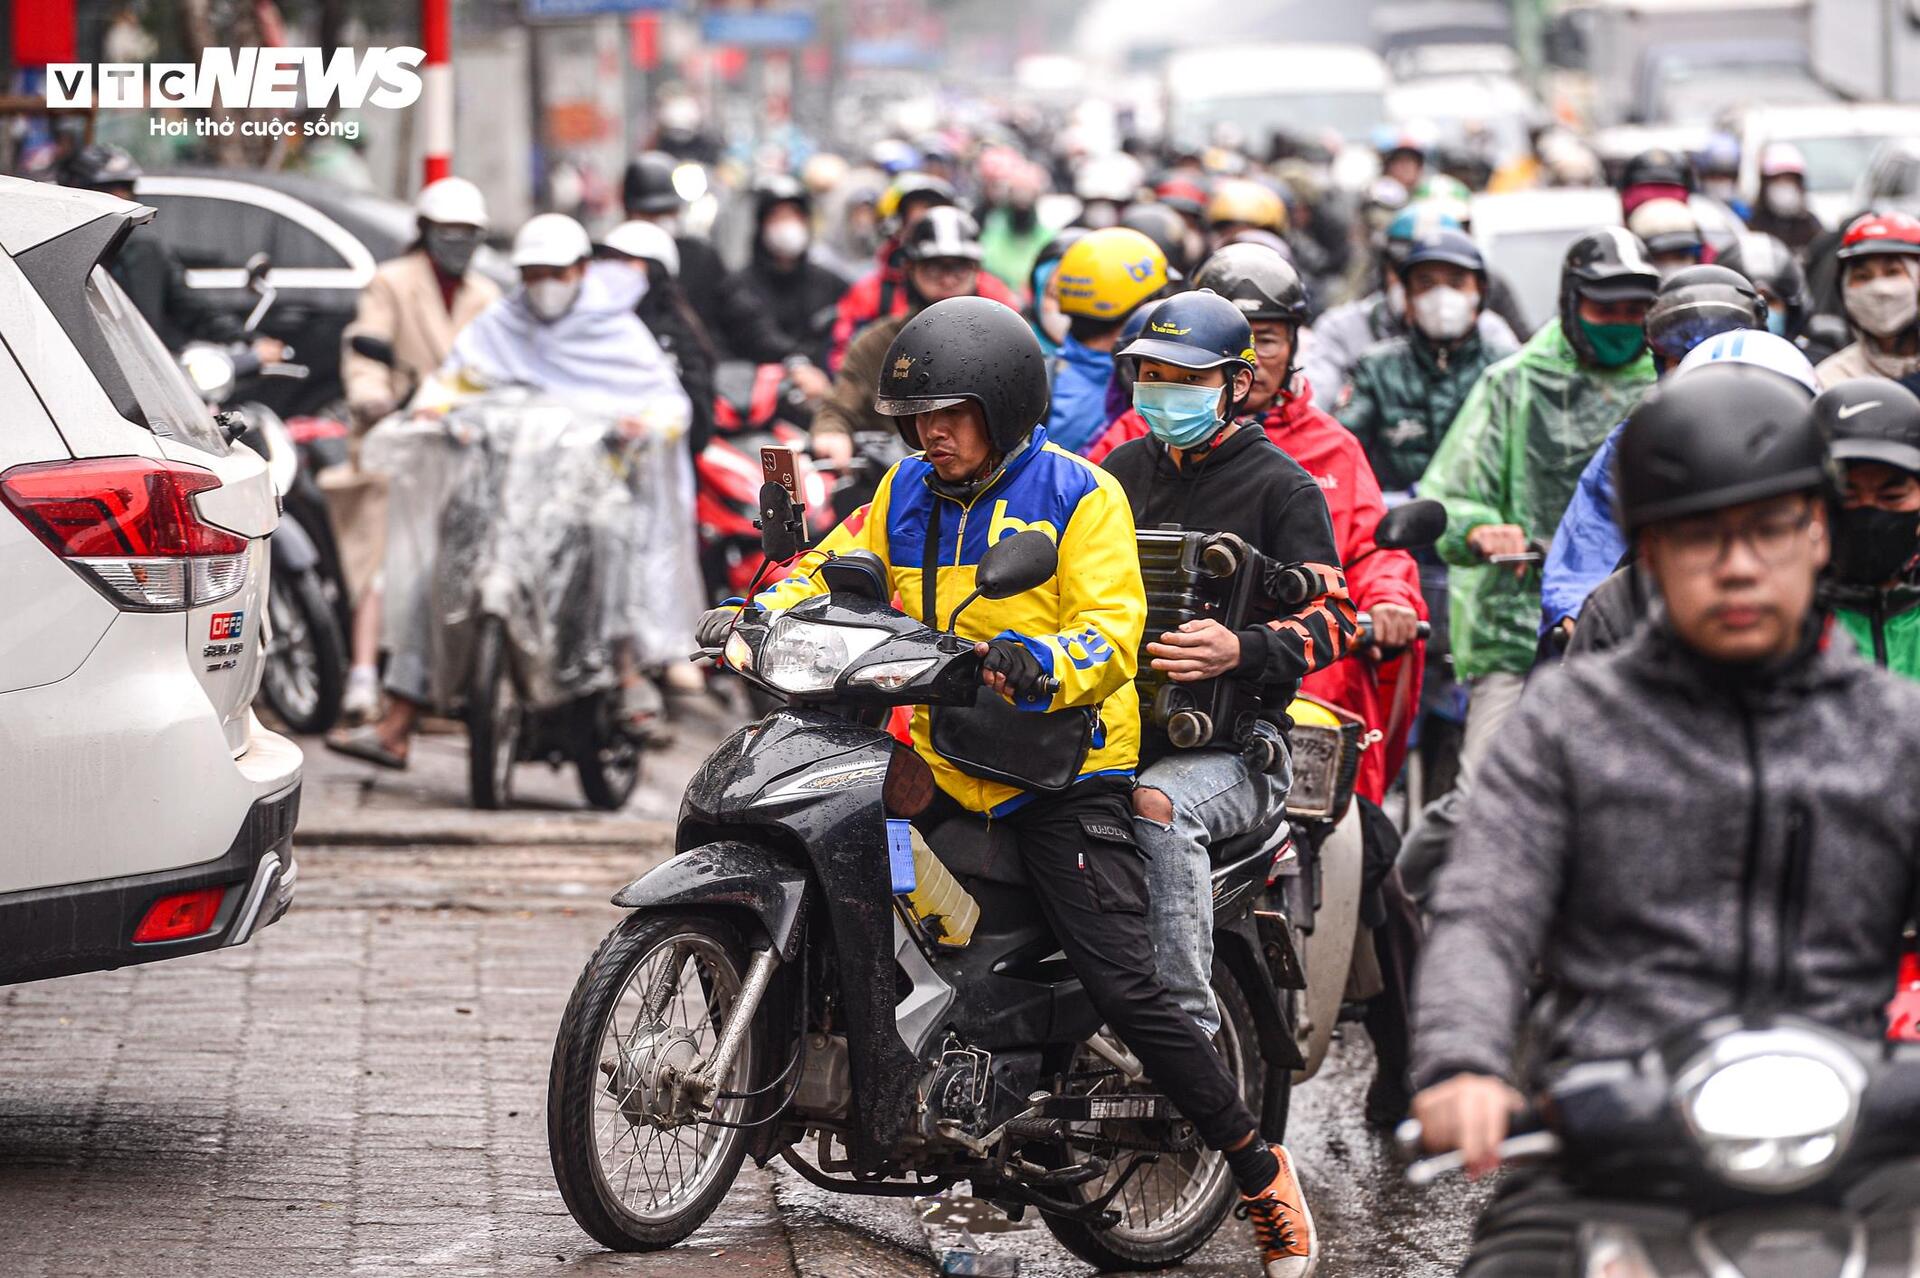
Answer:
[
  {"left": 524, "top": 0, "right": 683, "bottom": 19},
  {"left": 699, "top": 9, "right": 817, "bottom": 47}
]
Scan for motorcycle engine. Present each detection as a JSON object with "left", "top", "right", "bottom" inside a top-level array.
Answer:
[{"left": 915, "top": 1044, "right": 1043, "bottom": 1146}]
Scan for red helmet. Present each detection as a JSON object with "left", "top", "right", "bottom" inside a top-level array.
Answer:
[{"left": 1837, "top": 211, "right": 1920, "bottom": 262}]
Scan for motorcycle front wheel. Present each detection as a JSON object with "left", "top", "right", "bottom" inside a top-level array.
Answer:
[
  {"left": 547, "top": 912, "right": 763, "bottom": 1251},
  {"left": 466, "top": 617, "right": 521, "bottom": 809},
  {"left": 1040, "top": 960, "right": 1262, "bottom": 1271},
  {"left": 260, "top": 567, "right": 346, "bottom": 734}
]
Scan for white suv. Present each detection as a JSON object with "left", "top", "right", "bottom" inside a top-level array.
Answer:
[{"left": 0, "top": 176, "right": 300, "bottom": 984}]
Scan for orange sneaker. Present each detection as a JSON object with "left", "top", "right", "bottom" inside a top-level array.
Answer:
[{"left": 1236, "top": 1143, "right": 1318, "bottom": 1278}]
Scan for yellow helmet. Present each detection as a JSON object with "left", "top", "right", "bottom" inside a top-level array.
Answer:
[
  {"left": 1206, "top": 178, "right": 1287, "bottom": 232},
  {"left": 1054, "top": 227, "right": 1170, "bottom": 320},
  {"left": 876, "top": 171, "right": 956, "bottom": 223}
]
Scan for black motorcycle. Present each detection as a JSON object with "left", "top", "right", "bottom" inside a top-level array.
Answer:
[
  {"left": 1401, "top": 1015, "right": 1920, "bottom": 1276},
  {"left": 547, "top": 493, "right": 1303, "bottom": 1267},
  {"left": 181, "top": 253, "right": 349, "bottom": 734}
]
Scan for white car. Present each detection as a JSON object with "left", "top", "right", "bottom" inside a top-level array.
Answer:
[
  {"left": 1470, "top": 187, "right": 1624, "bottom": 334},
  {"left": 0, "top": 176, "right": 300, "bottom": 985},
  {"left": 1738, "top": 103, "right": 1920, "bottom": 228}
]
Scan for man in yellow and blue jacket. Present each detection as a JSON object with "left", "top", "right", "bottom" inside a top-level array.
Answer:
[{"left": 695, "top": 296, "right": 1320, "bottom": 1278}]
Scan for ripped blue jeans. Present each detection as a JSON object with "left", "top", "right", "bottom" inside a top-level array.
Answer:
[{"left": 1134, "top": 745, "right": 1290, "bottom": 1037}]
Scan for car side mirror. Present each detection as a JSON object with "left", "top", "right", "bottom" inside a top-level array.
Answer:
[
  {"left": 1375, "top": 499, "right": 1447, "bottom": 551},
  {"left": 977, "top": 530, "right": 1058, "bottom": 599}
]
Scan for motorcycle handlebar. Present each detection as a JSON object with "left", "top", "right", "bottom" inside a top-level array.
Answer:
[{"left": 1394, "top": 1108, "right": 1553, "bottom": 1186}]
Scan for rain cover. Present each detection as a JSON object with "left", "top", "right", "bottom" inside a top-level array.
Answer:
[{"left": 364, "top": 389, "right": 701, "bottom": 711}]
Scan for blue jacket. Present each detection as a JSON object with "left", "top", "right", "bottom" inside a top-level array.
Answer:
[
  {"left": 1046, "top": 336, "right": 1116, "bottom": 456},
  {"left": 1541, "top": 420, "right": 1628, "bottom": 629}
]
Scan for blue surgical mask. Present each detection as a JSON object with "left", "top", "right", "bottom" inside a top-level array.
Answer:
[
  {"left": 1133, "top": 381, "right": 1225, "bottom": 449},
  {"left": 1766, "top": 308, "right": 1790, "bottom": 338}
]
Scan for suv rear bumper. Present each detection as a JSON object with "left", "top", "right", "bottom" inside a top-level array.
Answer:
[{"left": 0, "top": 784, "right": 300, "bottom": 987}]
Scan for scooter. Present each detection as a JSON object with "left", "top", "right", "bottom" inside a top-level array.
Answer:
[
  {"left": 1400, "top": 1015, "right": 1920, "bottom": 1276},
  {"left": 547, "top": 492, "right": 1303, "bottom": 1267},
  {"left": 180, "top": 252, "right": 349, "bottom": 734}
]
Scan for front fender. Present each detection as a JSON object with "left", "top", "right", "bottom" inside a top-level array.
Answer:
[
  {"left": 612, "top": 841, "right": 808, "bottom": 960},
  {"left": 269, "top": 514, "right": 319, "bottom": 572}
]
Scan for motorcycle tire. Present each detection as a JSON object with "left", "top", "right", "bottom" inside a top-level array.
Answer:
[
  {"left": 574, "top": 693, "right": 642, "bottom": 812},
  {"left": 1041, "top": 959, "right": 1263, "bottom": 1271},
  {"left": 260, "top": 566, "right": 346, "bottom": 735},
  {"left": 466, "top": 617, "right": 521, "bottom": 810},
  {"left": 547, "top": 912, "right": 763, "bottom": 1252}
]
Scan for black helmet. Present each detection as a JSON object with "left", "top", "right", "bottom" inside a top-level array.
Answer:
[
  {"left": 1615, "top": 364, "right": 1832, "bottom": 532},
  {"left": 1120, "top": 202, "right": 1196, "bottom": 278},
  {"left": 1191, "top": 242, "right": 1310, "bottom": 325},
  {"left": 875, "top": 297, "right": 1049, "bottom": 453},
  {"left": 1560, "top": 227, "right": 1660, "bottom": 364},
  {"left": 1718, "top": 231, "right": 1809, "bottom": 337},
  {"left": 1117, "top": 290, "right": 1256, "bottom": 381},
  {"left": 902, "top": 205, "right": 983, "bottom": 263},
  {"left": 1619, "top": 148, "right": 1696, "bottom": 194},
  {"left": 623, "top": 151, "right": 681, "bottom": 215},
  {"left": 1396, "top": 227, "right": 1486, "bottom": 282},
  {"left": 1815, "top": 378, "right": 1920, "bottom": 476},
  {"left": 752, "top": 173, "right": 811, "bottom": 225},
  {"left": 1644, "top": 264, "right": 1767, "bottom": 366},
  {"left": 63, "top": 143, "right": 142, "bottom": 191}
]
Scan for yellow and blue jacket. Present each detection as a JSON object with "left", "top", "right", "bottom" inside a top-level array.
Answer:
[{"left": 756, "top": 429, "right": 1146, "bottom": 814}]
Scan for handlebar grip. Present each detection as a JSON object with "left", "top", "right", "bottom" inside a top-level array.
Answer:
[{"left": 1416, "top": 620, "right": 1433, "bottom": 640}]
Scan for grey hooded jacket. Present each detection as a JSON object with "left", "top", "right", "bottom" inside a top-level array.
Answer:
[{"left": 1413, "top": 619, "right": 1920, "bottom": 1090}]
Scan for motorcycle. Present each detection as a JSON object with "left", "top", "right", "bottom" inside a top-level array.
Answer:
[
  {"left": 547, "top": 492, "right": 1304, "bottom": 1267},
  {"left": 180, "top": 252, "right": 350, "bottom": 735},
  {"left": 696, "top": 361, "right": 829, "bottom": 604},
  {"left": 363, "top": 389, "right": 667, "bottom": 811},
  {"left": 1400, "top": 1015, "right": 1920, "bottom": 1276}
]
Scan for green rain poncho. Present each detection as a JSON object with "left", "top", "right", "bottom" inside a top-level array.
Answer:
[
  {"left": 1832, "top": 579, "right": 1920, "bottom": 681},
  {"left": 1419, "top": 318, "right": 1657, "bottom": 679}
]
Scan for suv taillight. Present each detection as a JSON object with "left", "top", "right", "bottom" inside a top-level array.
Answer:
[{"left": 0, "top": 457, "right": 249, "bottom": 611}]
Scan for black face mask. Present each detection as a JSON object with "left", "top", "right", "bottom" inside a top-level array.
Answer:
[
  {"left": 423, "top": 227, "right": 479, "bottom": 279},
  {"left": 1833, "top": 505, "right": 1920, "bottom": 586},
  {"left": 1007, "top": 204, "right": 1038, "bottom": 234}
]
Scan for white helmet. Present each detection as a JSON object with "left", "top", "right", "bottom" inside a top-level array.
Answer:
[
  {"left": 511, "top": 213, "right": 592, "bottom": 269},
  {"left": 1627, "top": 197, "right": 1701, "bottom": 256},
  {"left": 601, "top": 219, "right": 680, "bottom": 277},
  {"left": 1675, "top": 328, "right": 1819, "bottom": 395},
  {"left": 415, "top": 176, "right": 488, "bottom": 229}
]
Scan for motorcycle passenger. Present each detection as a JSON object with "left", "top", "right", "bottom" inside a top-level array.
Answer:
[
  {"left": 809, "top": 207, "right": 994, "bottom": 470},
  {"left": 1046, "top": 227, "right": 1172, "bottom": 456},
  {"left": 1100, "top": 289, "right": 1356, "bottom": 1038},
  {"left": 714, "top": 174, "right": 847, "bottom": 386},
  {"left": 1624, "top": 198, "right": 1705, "bottom": 282},
  {"left": 601, "top": 219, "right": 719, "bottom": 456},
  {"left": 827, "top": 172, "right": 1020, "bottom": 371},
  {"left": 1815, "top": 378, "right": 1920, "bottom": 678},
  {"left": 1337, "top": 229, "right": 1507, "bottom": 495},
  {"left": 337, "top": 175, "right": 503, "bottom": 721},
  {"left": 329, "top": 214, "right": 694, "bottom": 769},
  {"left": 1410, "top": 362, "right": 1920, "bottom": 1273},
  {"left": 1748, "top": 142, "right": 1825, "bottom": 253},
  {"left": 713, "top": 296, "right": 1322, "bottom": 1277},
  {"left": 1815, "top": 212, "right": 1920, "bottom": 391},
  {"left": 622, "top": 150, "right": 730, "bottom": 352},
  {"left": 1539, "top": 270, "right": 1786, "bottom": 640},
  {"left": 1419, "top": 228, "right": 1658, "bottom": 766},
  {"left": 1302, "top": 204, "right": 1517, "bottom": 411}
]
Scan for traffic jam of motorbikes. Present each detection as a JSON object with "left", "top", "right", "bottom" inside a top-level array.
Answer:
[{"left": 6, "top": 1, "right": 1920, "bottom": 1275}]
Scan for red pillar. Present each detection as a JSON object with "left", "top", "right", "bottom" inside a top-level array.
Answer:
[{"left": 421, "top": 0, "right": 452, "bottom": 185}]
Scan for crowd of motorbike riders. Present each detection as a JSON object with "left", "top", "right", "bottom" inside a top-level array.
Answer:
[{"left": 63, "top": 122, "right": 1920, "bottom": 1276}]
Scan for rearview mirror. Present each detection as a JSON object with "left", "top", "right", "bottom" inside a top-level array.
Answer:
[
  {"left": 759, "top": 480, "right": 800, "bottom": 563},
  {"left": 1375, "top": 499, "right": 1447, "bottom": 552},
  {"left": 976, "top": 530, "right": 1057, "bottom": 600},
  {"left": 244, "top": 252, "right": 272, "bottom": 287}
]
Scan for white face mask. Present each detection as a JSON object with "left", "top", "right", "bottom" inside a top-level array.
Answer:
[
  {"left": 1764, "top": 179, "right": 1805, "bottom": 216},
  {"left": 526, "top": 276, "right": 582, "bottom": 322},
  {"left": 1410, "top": 285, "right": 1477, "bottom": 342},
  {"left": 1846, "top": 272, "right": 1920, "bottom": 339},
  {"left": 761, "top": 219, "right": 810, "bottom": 259}
]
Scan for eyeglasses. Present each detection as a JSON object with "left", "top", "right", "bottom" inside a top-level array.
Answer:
[{"left": 1653, "top": 504, "right": 1815, "bottom": 574}]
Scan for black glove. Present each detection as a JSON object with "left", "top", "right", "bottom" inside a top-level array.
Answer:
[
  {"left": 981, "top": 639, "right": 1051, "bottom": 701},
  {"left": 696, "top": 607, "right": 739, "bottom": 650}
]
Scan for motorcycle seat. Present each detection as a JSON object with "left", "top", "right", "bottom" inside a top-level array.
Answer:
[{"left": 924, "top": 816, "right": 1029, "bottom": 888}]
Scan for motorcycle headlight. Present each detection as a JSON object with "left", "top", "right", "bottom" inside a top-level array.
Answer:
[
  {"left": 757, "top": 618, "right": 890, "bottom": 694},
  {"left": 1675, "top": 1029, "right": 1866, "bottom": 1193},
  {"left": 181, "top": 346, "right": 237, "bottom": 402}
]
